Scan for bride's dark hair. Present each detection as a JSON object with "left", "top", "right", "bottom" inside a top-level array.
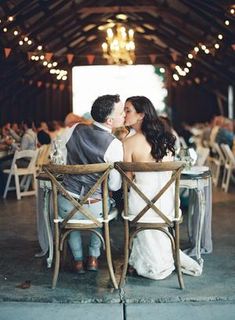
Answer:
[{"left": 126, "top": 96, "right": 176, "bottom": 161}]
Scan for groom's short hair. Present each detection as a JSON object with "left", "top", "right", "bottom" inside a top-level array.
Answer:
[{"left": 91, "top": 94, "right": 120, "bottom": 123}]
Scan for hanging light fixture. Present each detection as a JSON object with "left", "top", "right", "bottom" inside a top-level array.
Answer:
[{"left": 101, "top": 23, "right": 135, "bottom": 65}]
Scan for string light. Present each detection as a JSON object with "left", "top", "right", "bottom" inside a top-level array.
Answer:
[
  {"left": 1, "top": 15, "right": 67, "bottom": 82},
  {"left": 172, "top": 5, "right": 233, "bottom": 82},
  {"left": 173, "top": 74, "right": 179, "bottom": 81}
]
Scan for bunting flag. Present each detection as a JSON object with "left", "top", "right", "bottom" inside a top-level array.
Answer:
[
  {"left": 27, "top": 52, "right": 34, "bottom": 60},
  {"left": 4, "top": 48, "right": 12, "bottom": 58},
  {"left": 149, "top": 54, "right": 157, "bottom": 64},
  {"left": 45, "top": 82, "right": 51, "bottom": 88},
  {"left": 66, "top": 53, "right": 74, "bottom": 64},
  {"left": 29, "top": 80, "right": 33, "bottom": 85},
  {"left": 45, "top": 52, "right": 53, "bottom": 62},
  {"left": 86, "top": 54, "right": 95, "bottom": 65},
  {"left": 59, "top": 83, "right": 65, "bottom": 91},
  {"left": 232, "top": 44, "right": 235, "bottom": 51},
  {"left": 37, "top": 81, "right": 42, "bottom": 88},
  {"left": 52, "top": 83, "right": 57, "bottom": 90}
]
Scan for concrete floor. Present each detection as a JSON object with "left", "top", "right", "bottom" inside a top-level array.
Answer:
[{"left": 0, "top": 185, "right": 235, "bottom": 319}]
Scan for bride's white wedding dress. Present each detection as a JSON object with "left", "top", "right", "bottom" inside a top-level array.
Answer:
[{"left": 128, "top": 171, "right": 202, "bottom": 280}]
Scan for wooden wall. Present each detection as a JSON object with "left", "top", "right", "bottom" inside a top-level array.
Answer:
[
  {"left": 1, "top": 80, "right": 224, "bottom": 129},
  {"left": 0, "top": 82, "right": 72, "bottom": 126}
]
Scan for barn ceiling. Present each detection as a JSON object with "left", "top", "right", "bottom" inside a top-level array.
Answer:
[{"left": 0, "top": 0, "right": 234, "bottom": 93}]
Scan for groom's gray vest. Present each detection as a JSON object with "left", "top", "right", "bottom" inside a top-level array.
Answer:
[{"left": 63, "top": 123, "right": 115, "bottom": 198}]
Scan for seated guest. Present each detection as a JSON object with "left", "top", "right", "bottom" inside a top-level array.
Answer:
[
  {"left": 35, "top": 121, "right": 51, "bottom": 146},
  {"left": 58, "top": 94, "right": 124, "bottom": 273},
  {"left": 0, "top": 120, "right": 37, "bottom": 196}
]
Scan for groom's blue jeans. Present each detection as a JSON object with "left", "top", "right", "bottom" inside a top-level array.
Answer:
[{"left": 58, "top": 194, "right": 103, "bottom": 261}]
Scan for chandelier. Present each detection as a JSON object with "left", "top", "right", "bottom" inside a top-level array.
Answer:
[{"left": 101, "top": 24, "right": 135, "bottom": 65}]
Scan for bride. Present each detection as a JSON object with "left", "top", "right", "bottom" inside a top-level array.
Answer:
[{"left": 123, "top": 96, "right": 202, "bottom": 280}]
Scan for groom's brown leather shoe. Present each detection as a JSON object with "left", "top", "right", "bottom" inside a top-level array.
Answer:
[
  {"left": 87, "top": 256, "right": 98, "bottom": 271},
  {"left": 74, "top": 260, "right": 85, "bottom": 274}
]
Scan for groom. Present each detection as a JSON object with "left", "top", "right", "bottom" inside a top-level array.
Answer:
[{"left": 58, "top": 94, "right": 125, "bottom": 273}]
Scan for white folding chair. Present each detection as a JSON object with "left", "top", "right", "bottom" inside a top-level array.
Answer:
[
  {"left": 196, "top": 146, "right": 210, "bottom": 166},
  {"left": 221, "top": 144, "right": 235, "bottom": 193},
  {"left": 209, "top": 143, "right": 226, "bottom": 186},
  {"left": 3, "top": 149, "right": 39, "bottom": 200},
  {"left": 36, "top": 144, "right": 51, "bottom": 173}
]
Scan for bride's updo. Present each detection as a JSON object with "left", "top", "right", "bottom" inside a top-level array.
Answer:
[{"left": 125, "top": 96, "right": 176, "bottom": 161}]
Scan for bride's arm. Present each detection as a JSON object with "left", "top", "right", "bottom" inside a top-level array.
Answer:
[{"left": 123, "top": 138, "right": 134, "bottom": 180}]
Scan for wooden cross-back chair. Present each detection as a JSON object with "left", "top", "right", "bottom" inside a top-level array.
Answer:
[
  {"left": 43, "top": 162, "right": 118, "bottom": 289},
  {"left": 114, "top": 161, "right": 185, "bottom": 289}
]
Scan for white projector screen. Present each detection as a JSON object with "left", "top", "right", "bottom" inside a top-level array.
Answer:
[{"left": 72, "top": 65, "right": 167, "bottom": 117}]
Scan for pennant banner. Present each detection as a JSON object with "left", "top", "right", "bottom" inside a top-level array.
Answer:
[
  {"left": 4, "top": 48, "right": 12, "bottom": 58},
  {"left": 37, "top": 81, "right": 42, "bottom": 88},
  {"left": 52, "top": 83, "right": 57, "bottom": 90},
  {"left": 66, "top": 53, "right": 74, "bottom": 64},
  {"left": 149, "top": 54, "right": 157, "bottom": 64},
  {"left": 59, "top": 83, "right": 65, "bottom": 91},
  {"left": 86, "top": 54, "right": 95, "bottom": 65}
]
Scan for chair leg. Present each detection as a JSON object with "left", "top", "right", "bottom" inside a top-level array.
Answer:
[
  {"left": 221, "top": 166, "right": 227, "bottom": 191},
  {"left": 175, "top": 224, "right": 184, "bottom": 289},
  {"left": 24, "top": 175, "right": 32, "bottom": 192},
  {"left": 225, "top": 167, "right": 232, "bottom": 193},
  {"left": 52, "top": 247, "right": 60, "bottom": 289},
  {"left": 119, "top": 220, "right": 129, "bottom": 288},
  {"left": 3, "top": 174, "right": 12, "bottom": 199},
  {"left": 14, "top": 174, "right": 21, "bottom": 200},
  {"left": 20, "top": 175, "right": 28, "bottom": 191},
  {"left": 214, "top": 164, "right": 220, "bottom": 186},
  {"left": 33, "top": 173, "right": 38, "bottom": 195},
  {"left": 104, "top": 222, "right": 118, "bottom": 289}
]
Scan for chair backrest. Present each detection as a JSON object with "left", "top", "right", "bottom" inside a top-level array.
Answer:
[
  {"left": 114, "top": 161, "right": 185, "bottom": 225},
  {"left": 196, "top": 146, "right": 210, "bottom": 166},
  {"left": 36, "top": 144, "right": 51, "bottom": 170},
  {"left": 11, "top": 149, "right": 39, "bottom": 171},
  {"left": 220, "top": 144, "right": 235, "bottom": 166},
  {"left": 43, "top": 163, "right": 114, "bottom": 228},
  {"left": 213, "top": 142, "right": 226, "bottom": 164}
]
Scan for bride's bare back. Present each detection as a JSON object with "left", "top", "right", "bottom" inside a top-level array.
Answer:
[{"left": 123, "top": 132, "right": 154, "bottom": 162}]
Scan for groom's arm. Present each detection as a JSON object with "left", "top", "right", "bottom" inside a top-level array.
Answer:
[{"left": 104, "top": 138, "right": 123, "bottom": 191}]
